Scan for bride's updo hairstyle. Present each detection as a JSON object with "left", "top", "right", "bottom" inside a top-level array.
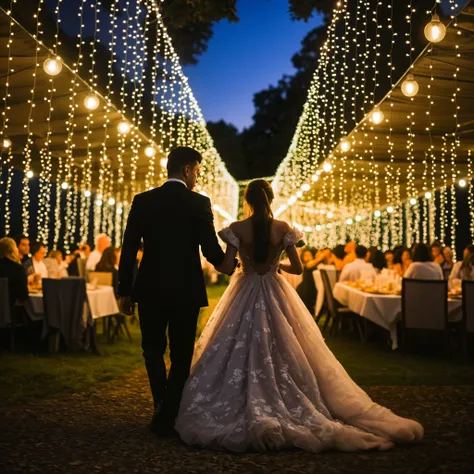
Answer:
[{"left": 244, "top": 179, "right": 274, "bottom": 263}]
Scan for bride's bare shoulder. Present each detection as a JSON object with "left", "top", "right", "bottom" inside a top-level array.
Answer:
[{"left": 272, "top": 219, "right": 292, "bottom": 233}]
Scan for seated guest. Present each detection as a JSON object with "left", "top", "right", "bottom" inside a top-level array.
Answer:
[
  {"left": 28, "top": 242, "right": 48, "bottom": 279},
  {"left": 0, "top": 238, "right": 29, "bottom": 312},
  {"left": 339, "top": 245, "right": 377, "bottom": 282},
  {"left": 404, "top": 243, "right": 443, "bottom": 280},
  {"left": 450, "top": 244, "right": 474, "bottom": 280},
  {"left": 115, "top": 246, "right": 122, "bottom": 270},
  {"left": 330, "top": 244, "right": 346, "bottom": 271},
  {"left": 384, "top": 249, "right": 394, "bottom": 270},
  {"left": 430, "top": 241, "right": 446, "bottom": 267},
  {"left": 342, "top": 240, "right": 357, "bottom": 266},
  {"left": 369, "top": 246, "right": 386, "bottom": 271},
  {"left": 393, "top": 247, "right": 412, "bottom": 278},
  {"left": 442, "top": 247, "right": 454, "bottom": 271},
  {"left": 45, "top": 250, "right": 69, "bottom": 278},
  {"left": 86, "top": 234, "right": 111, "bottom": 271},
  {"left": 296, "top": 247, "right": 317, "bottom": 313},
  {"left": 459, "top": 252, "right": 474, "bottom": 281},
  {"left": 95, "top": 246, "right": 119, "bottom": 295},
  {"left": 14, "top": 235, "right": 31, "bottom": 264}
]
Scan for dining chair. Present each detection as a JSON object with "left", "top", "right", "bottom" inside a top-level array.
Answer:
[
  {"left": 401, "top": 278, "right": 449, "bottom": 353},
  {"left": 320, "top": 270, "right": 362, "bottom": 340},
  {"left": 462, "top": 280, "right": 474, "bottom": 356},
  {"left": 88, "top": 271, "right": 113, "bottom": 286},
  {"left": 0, "top": 278, "right": 13, "bottom": 351},
  {"left": 42, "top": 277, "right": 94, "bottom": 352}
]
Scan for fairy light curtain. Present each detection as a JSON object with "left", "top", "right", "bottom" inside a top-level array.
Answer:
[
  {"left": 0, "top": 0, "right": 238, "bottom": 251},
  {"left": 272, "top": 0, "right": 474, "bottom": 255}
]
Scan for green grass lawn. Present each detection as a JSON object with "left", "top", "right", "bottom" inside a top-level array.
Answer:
[{"left": 0, "top": 284, "right": 473, "bottom": 406}]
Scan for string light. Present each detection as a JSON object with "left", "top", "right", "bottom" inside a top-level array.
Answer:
[
  {"left": 144, "top": 145, "right": 157, "bottom": 158},
  {"left": 370, "top": 106, "right": 384, "bottom": 125},
  {"left": 459, "top": 179, "right": 467, "bottom": 188},
  {"left": 43, "top": 57, "right": 62, "bottom": 76},
  {"left": 117, "top": 120, "right": 131, "bottom": 135},
  {"left": 84, "top": 92, "right": 100, "bottom": 110},
  {"left": 26, "top": 171, "right": 34, "bottom": 179},
  {"left": 2, "top": 138, "right": 11, "bottom": 149},
  {"left": 424, "top": 14, "right": 446, "bottom": 43},
  {"left": 401, "top": 73, "right": 419, "bottom": 97}
]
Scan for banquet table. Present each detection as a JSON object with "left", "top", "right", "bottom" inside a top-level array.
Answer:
[
  {"left": 333, "top": 282, "right": 462, "bottom": 349},
  {"left": 27, "top": 285, "right": 119, "bottom": 321}
]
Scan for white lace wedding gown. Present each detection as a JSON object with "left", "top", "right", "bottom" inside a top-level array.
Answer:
[{"left": 175, "top": 228, "right": 423, "bottom": 453}]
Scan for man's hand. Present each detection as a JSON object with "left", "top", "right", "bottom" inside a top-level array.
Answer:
[{"left": 119, "top": 296, "right": 135, "bottom": 316}]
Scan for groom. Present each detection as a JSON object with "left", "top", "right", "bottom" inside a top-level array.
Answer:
[{"left": 118, "top": 146, "right": 235, "bottom": 435}]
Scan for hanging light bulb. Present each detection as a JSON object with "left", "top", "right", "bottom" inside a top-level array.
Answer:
[
  {"left": 387, "top": 206, "right": 394, "bottom": 213},
  {"left": 316, "top": 225, "right": 322, "bottom": 231},
  {"left": 2, "top": 137, "right": 12, "bottom": 149},
  {"left": 374, "top": 210, "right": 381, "bottom": 217},
  {"left": 108, "top": 197, "right": 115, "bottom": 206},
  {"left": 327, "top": 211, "right": 334, "bottom": 219},
  {"left": 160, "top": 158, "right": 168, "bottom": 168},
  {"left": 144, "top": 145, "right": 157, "bottom": 158},
  {"left": 117, "top": 206, "right": 123, "bottom": 216},
  {"left": 95, "top": 199, "right": 103, "bottom": 207},
  {"left": 301, "top": 183, "right": 311, "bottom": 192},
  {"left": 43, "top": 57, "right": 62, "bottom": 76},
  {"left": 425, "top": 191, "right": 432, "bottom": 200},
  {"left": 26, "top": 170, "right": 34, "bottom": 179},
  {"left": 61, "top": 182, "right": 68, "bottom": 190},
  {"left": 340, "top": 138, "right": 351, "bottom": 152},
  {"left": 311, "top": 174, "right": 319, "bottom": 182},
  {"left": 296, "top": 191, "right": 303, "bottom": 198},
  {"left": 401, "top": 73, "right": 419, "bottom": 97},
  {"left": 304, "top": 226, "right": 313, "bottom": 233},
  {"left": 346, "top": 218, "right": 353, "bottom": 225},
  {"left": 410, "top": 198, "right": 417, "bottom": 206},
  {"left": 323, "top": 161, "right": 332, "bottom": 172},
  {"left": 424, "top": 14, "right": 446, "bottom": 43},
  {"left": 117, "top": 120, "right": 131, "bottom": 135},
  {"left": 84, "top": 190, "right": 91, "bottom": 198},
  {"left": 459, "top": 179, "right": 467, "bottom": 188},
  {"left": 355, "top": 215, "right": 361, "bottom": 222},
  {"left": 97, "top": 193, "right": 103, "bottom": 200},
  {"left": 84, "top": 93, "right": 100, "bottom": 111},
  {"left": 370, "top": 105, "right": 384, "bottom": 125}
]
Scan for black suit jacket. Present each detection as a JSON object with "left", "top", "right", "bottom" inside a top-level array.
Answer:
[
  {"left": 118, "top": 182, "right": 226, "bottom": 308},
  {"left": 0, "top": 258, "right": 29, "bottom": 306}
]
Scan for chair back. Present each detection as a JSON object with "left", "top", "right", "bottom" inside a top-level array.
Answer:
[
  {"left": 88, "top": 271, "right": 113, "bottom": 286},
  {"left": 0, "top": 278, "right": 11, "bottom": 328},
  {"left": 462, "top": 280, "right": 474, "bottom": 334},
  {"left": 402, "top": 278, "right": 448, "bottom": 330},
  {"left": 320, "top": 270, "right": 338, "bottom": 319},
  {"left": 443, "top": 267, "right": 451, "bottom": 281},
  {"left": 42, "top": 278, "right": 88, "bottom": 349}
]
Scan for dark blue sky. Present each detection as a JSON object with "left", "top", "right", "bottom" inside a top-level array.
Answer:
[{"left": 184, "top": 0, "right": 323, "bottom": 131}]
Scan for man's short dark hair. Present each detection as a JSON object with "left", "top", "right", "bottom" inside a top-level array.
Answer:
[
  {"left": 167, "top": 147, "right": 202, "bottom": 175},
  {"left": 30, "top": 242, "right": 46, "bottom": 256},
  {"left": 14, "top": 235, "right": 29, "bottom": 246},
  {"left": 355, "top": 245, "right": 368, "bottom": 259}
]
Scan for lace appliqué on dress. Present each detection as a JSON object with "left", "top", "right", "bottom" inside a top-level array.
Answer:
[
  {"left": 218, "top": 227, "right": 240, "bottom": 248},
  {"left": 283, "top": 228, "right": 304, "bottom": 248}
]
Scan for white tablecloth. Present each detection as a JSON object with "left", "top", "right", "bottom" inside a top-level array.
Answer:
[
  {"left": 28, "top": 286, "right": 119, "bottom": 321},
  {"left": 333, "top": 282, "right": 462, "bottom": 349},
  {"left": 313, "top": 267, "right": 338, "bottom": 317}
]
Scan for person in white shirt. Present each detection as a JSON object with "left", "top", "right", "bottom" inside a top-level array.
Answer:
[
  {"left": 339, "top": 245, "right": 377, "bottom": 282},
  {"left": 30, "top": 242, "right": 48, "bottom": 279},
  {"left": 450, "top": 244, "right": 474, "bottom": 280},
  {"left": 86, "top": 234, "right": 111, "bottom": 271},
  {"left": 404, "top": 243, "right": 443, "bottom": 280}
]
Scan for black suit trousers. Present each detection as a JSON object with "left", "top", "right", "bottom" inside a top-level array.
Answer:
[{"left": 138, "top": 296, "right": 200, "bottom": 423}]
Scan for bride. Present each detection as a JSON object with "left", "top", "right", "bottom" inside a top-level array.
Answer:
[{"left": 175, "top": 179, "right": 423, "bottom": 453}]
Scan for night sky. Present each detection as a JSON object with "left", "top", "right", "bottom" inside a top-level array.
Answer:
[{"left": 184, "top": 0, "right": 324, "bottom": 131}]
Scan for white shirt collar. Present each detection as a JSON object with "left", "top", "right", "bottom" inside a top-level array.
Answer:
[{"left": 166, "top": 178, "right": 187, "bottom": 187}]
